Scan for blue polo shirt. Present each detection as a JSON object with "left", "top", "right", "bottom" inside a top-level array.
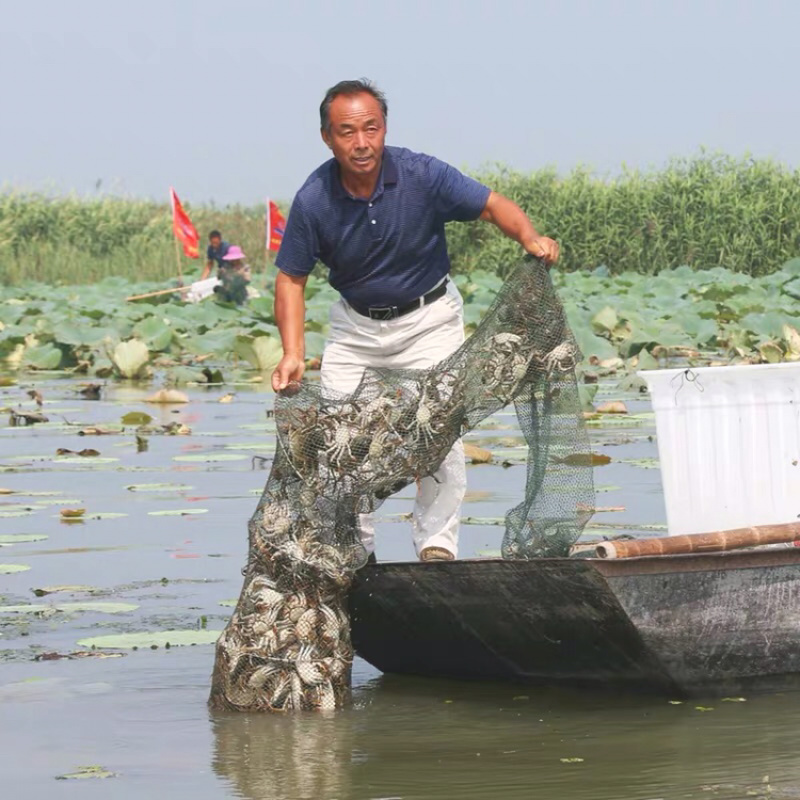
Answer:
[
  {"left": 207, "top": 240, "right": 230, "bottom": 268},
  {"left": 275, "top": 146, "right": 490, "bottom": 308}
]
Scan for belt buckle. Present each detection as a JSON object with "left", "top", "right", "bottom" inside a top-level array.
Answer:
[{"left": 368, "top": 306, "right": 399, "bottom": 320}]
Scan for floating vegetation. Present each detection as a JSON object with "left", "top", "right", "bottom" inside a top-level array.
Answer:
[
  {"left": 147, "top": 508, "right": 208, "bottom": 516},
  {"left": 0, "top": 534, "right": 48, "bottom": 545},
  {"left": 55, "top": 765, "right": 117, "bottom": 781},
  {"left": 125, "top": 482, "right": 194, "bottom": 492},
  {"left": 0, "top": 602, "right": 138, "bottom": 615},
  {"left": 172, "top": 453, "right": 249, "bottom": 463},
  {"left": 32, "top": 585, "right": 100, "bottom": 597},
  {"left": 77, "top": 630, "right": 222, "bottom": 649}
]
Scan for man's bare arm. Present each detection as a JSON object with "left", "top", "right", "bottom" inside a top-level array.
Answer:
[
  {"left": 479, "top": 191, "right": 560, "bottom": 265},
  {"left": 272, "top": 270, "right": 309, "bottom": 391},
  {"left": 200, "top": 260, "right": 214, "bottom": 280}
]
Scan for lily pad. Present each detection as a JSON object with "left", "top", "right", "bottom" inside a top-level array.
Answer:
[
  {"left": 0, "top": 602, "right": 138, "bottom": 614},
  {"left": 121, "top": 411, "right": 153, "bottom": 426},
  {"left": 32, "top": 585, "right": 100, "bottom": 597},
  {"left": 111, "top": 339, "right": 149, "bottom": 379},
  {"left": 0, "top": 564, "right": 31, "bottom": 574},
  {"left": 234, "top": 334, "right": 282, "bottom": 371},
  {"left": 621, "top": 458, "right": 660, "bottom": 469},
  {"left": 76, "top": 629, "right": 222, "bottom": 649},
  {"left": 147, "top": 508, "right": 209, "bottom": 516},
  {"left": 125, "top": 482, "right": 194, "bottom": 492},
  {"left": 53, "top": 456, "right": 119, "bottom": 465},
  {"left": 25, "top": 498, "right": 83, "bottom": 506},
  {"left": 172, "top": 453, "right": 249, "bottom": 462},
  {"left": 0, "top": 534, "right": 48, "bottom": 544},
  {"left": 56, "top": 765, "right": 117, "bottom": 781}
]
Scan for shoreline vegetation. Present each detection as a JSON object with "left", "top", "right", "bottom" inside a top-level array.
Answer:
[{"left": 1, "top": 154, "right": 799, "bottom": 286}]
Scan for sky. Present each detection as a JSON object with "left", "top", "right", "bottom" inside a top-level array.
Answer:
[{"left": 1, "top": 0, "right": 798, "bottom": 206}]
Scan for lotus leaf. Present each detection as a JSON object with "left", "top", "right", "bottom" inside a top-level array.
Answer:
[
  {"left": 591, "top": 306, "right": 619, "bottom": 334},
  {"left": 172, "top": 452, "right": 249, "bottom": 462},
  {"left": 783, "top": 325, "right": 800, "bottom": 359},
  {"left": 0, "top": 602, "right": 138, "bottom": 614},
  {"left": 0, "top": 534, "right": 48, "bottom": 544},
  {"left": 234, "top": 334, "right": 283, "bottom": 371},
  {"left": 22, "top": 344, "right": 63, "bottom": 370},
  {"left": 76, "top": 629, "right": 222, "bottom": 649},
  {"left": 759, "top": 341, "right": 784, "bottom": 363},
  {"left": 110, "top": 339, "right": 150, "bottom": 378},
  {"left": 0, "top": 564, "right": 31, "bottom": 573},
  {"left": 125, "top": 482, "right": 194, "bottom": 492},
  {"left": 56, "top": 766, "right": 116, "bottom": 780},
  {"left": 133, "top": 316, "right": 174, "bottom": 351},
  {"left": 147, "top": 508, "right": 208, "bottom": 516}
]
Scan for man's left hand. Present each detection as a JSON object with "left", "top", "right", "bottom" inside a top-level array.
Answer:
[{"left": 525, "top": 236, "right": 560, "bottom": 266}]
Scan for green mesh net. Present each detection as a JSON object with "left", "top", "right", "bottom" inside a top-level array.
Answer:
[{"left": 209, "top": 257, "right": 593, "bottom": 712}]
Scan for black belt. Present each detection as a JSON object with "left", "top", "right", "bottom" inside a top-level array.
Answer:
[{"left": 349, "top": 279, "right": 448, "bottom": 320}]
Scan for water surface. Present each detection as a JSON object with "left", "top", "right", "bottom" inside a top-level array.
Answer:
[{"left": 1, "top": 377, "right": 797, "bottom": 799}]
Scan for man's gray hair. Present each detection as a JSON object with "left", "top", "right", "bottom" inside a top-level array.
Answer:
[{"left": 320, "top": 79, "right": 388, "bottom": 133}]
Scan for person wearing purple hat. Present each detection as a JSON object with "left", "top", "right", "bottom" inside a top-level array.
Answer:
[{"left": 213, "top": 245, "right": 252, "bottom": 305}]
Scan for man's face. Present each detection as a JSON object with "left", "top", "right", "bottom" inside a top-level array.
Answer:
[
  {"left": 210, "top": 236, "right": 222, "bottom": 249},
  {"left": 322, "top": 92, "right": 386, "bottom": 182}
]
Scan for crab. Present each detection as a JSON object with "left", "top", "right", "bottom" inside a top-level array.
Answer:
[
  {"left": 406, "top": 385, "right": 440, "bottom": 446},
  {"left": 260, "top": 500, "right": 293, "bottom": 538},
  {"left": 481, "top": 332, "right": 533, "bottom": 402},
  {"left": 322, "top": 421, "right": 356, "bottom": 467},
  {"left": 358, "top": 394, "right": 396, "bottom": 429},
  {"left": 296, "top": 644, "right": 327, "bottom": 687},
  {"left": 541, "top": 340, "right": 578, "bottom": 377}
]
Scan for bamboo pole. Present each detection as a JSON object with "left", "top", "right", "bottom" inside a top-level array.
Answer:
[
  {"left": 595, "top": 522, "right": 800, "bottom": 559},
  {"left": 174, "top": 236, "right": 184, "bottom": 286},
  {"left": 126, "top": 286, "right": 192, "bottom": 302}
]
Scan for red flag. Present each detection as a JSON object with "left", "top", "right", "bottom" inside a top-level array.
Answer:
[
  {"left": 266, "top": 199, "right": 286, "bottom": 252},
  {"left": 169, "top": 188, "right": 200, "bottom": 259}
]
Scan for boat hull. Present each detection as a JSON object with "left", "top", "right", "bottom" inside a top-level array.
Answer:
[{"left": 349, "top": 549, "right": 800, "bottom": 695}]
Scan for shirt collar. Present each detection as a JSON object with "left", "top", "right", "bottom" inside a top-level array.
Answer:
[{"left": 331, "top": 147, "right": 397, "bottom": 200}]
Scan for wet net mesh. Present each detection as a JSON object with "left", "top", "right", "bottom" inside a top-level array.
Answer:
[{"left": 209, "top": 257, "right": 594, "bottom": 712}]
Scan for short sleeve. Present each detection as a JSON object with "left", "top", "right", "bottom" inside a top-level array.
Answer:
[
  {"left": 275, "top": 195, "right": 320, "bottom": 276},
  {"left": 430, "top": 159, "right": 491, "bottom": 222}
]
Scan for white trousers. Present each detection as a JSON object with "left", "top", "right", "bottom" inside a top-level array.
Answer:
[{"left": 320, "top": 281, "right": 467, "bottom": 558}]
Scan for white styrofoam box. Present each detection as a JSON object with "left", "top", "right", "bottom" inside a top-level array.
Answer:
[
  {"left": 640, "top": 362, "right": 800, "bottom": 536},
  {"left": 185, "top": 277, "right": 220, "bottom": 303}
]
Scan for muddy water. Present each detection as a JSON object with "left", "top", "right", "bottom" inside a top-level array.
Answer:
[{"left": 1, "top": 377, "right": 799, "bottom": 799}]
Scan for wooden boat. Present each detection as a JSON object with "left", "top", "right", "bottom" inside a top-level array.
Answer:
[{"left": 349, "top": 548, "right": 800, "bottom": 696}]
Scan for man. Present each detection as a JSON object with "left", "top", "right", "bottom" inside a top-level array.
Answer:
[
  {"left": 201, "top": 230, "right": 230, "bottom": 280},
  {"left": 272, "top": 79, "right": 559, "bottom": 563}
]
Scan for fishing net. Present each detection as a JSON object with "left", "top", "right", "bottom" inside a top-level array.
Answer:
[{"left": 209, "top": 256, "right": 593, "bottom": 712}]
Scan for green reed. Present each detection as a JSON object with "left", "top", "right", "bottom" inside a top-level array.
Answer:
[
  {"left": 0, "top": 194, "right": 272, "bottom": 285},
  {"left": 2, "top": 153, "right": 799, "bottom": 286},
  {"left": 446, "top": 153, "right": 800, "bottom": 277}
]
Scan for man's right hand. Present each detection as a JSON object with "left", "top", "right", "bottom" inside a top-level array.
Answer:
[{"left": 272, "top": 354, "right": 305, "bottom": 392}]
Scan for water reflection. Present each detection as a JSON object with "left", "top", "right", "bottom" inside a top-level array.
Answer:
[
  {"left": 212, "top": 673, "right": 800, "bottom": 800},
  {"left": 212, "top": 706, "right": 355, "bottom": 799}
]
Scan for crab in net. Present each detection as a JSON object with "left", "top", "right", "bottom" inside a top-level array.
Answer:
[{"left": 209, "top": 257, "right": 593, "bottom": 712}]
